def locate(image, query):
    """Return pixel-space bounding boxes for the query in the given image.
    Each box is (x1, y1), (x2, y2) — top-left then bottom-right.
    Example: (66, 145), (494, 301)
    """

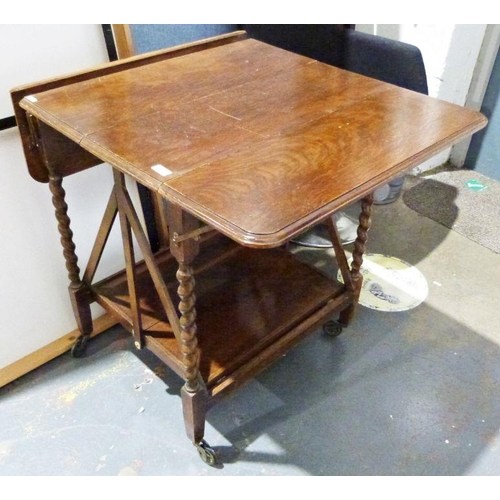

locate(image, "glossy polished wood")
(18, 37), (486, 247)
(13, 33), (488, 461)
(11, 31), (247, 183)
(92, 235), (344, 389)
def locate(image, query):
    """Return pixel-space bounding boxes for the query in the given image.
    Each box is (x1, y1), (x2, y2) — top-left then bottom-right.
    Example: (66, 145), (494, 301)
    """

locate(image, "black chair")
(243, 25), (428, 99)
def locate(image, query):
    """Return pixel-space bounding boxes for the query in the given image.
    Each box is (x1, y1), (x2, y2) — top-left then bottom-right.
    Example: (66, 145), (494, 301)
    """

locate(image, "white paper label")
(151, 164), (173, 176)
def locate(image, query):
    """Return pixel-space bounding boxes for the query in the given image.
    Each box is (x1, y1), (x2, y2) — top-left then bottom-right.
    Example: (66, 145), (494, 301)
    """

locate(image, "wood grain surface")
(19, 37), (487, 246)
(93, 234), (342, 386)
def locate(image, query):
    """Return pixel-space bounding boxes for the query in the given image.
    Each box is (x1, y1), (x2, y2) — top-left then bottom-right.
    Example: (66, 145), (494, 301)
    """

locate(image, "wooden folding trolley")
(11, 32), (486, 465)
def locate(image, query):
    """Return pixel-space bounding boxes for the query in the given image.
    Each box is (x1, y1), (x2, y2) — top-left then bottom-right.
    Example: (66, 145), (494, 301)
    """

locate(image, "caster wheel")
(323, 320), (343, 337)
(195, 439), (217, 466)
(71, 335), (89, 358)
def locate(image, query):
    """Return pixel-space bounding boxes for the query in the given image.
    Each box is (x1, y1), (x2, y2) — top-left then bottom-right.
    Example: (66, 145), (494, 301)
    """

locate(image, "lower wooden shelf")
(92, 236), (347, 398)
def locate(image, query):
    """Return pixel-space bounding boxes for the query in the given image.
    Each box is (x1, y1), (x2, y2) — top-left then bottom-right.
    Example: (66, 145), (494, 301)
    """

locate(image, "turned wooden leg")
(176, 263), (209, 438)
(177, 261), (215, 465)
(48, 168), (92, 357)
(169, 206), (215, 465)
(339, 193), (374, 326)
(177, 263), (200, 393)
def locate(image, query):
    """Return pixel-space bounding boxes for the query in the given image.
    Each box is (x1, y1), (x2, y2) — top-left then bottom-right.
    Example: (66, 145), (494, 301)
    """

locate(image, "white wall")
(1, 25), (110, 119)
(0, 25), (132, 370)
(356, 24), (487, 171)
(450, 24), (500, 167)
(0, 128), (128, 368)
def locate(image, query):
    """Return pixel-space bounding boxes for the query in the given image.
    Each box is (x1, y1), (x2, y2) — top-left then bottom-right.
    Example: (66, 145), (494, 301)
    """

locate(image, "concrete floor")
(2, 183), (500, 476)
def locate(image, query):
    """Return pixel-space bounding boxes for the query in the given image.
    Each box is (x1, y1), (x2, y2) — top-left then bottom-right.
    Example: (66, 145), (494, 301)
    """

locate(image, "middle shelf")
(92, 235), (346, 392)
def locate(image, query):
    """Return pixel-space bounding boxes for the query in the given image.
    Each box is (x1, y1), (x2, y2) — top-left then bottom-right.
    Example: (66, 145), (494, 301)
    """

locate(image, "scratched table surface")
(20, 38), (486, 246)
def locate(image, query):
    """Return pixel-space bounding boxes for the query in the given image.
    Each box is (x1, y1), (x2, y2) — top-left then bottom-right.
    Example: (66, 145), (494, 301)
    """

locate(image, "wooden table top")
(20, 37), (487, 247)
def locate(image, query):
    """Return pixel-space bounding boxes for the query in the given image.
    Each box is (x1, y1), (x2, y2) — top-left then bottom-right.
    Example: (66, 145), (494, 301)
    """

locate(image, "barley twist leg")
(339, 193), (374, 326)
(176, 263), (201, 393)
(48, 171), (92, 357)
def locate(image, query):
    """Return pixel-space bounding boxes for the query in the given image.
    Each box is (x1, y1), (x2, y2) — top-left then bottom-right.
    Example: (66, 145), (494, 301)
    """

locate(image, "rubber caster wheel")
(323, 320), (343, 337)
(195, 439), (217, 466)
(71, 335), (89, 358)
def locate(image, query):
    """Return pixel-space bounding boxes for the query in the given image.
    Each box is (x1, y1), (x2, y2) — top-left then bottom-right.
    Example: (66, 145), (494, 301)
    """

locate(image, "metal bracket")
(172, 225), (214, 245)
(26, 113), (42, 151)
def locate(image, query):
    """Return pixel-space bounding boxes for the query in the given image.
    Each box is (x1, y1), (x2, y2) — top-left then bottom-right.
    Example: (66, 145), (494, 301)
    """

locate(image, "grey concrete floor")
(2, 184), (500, 476)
